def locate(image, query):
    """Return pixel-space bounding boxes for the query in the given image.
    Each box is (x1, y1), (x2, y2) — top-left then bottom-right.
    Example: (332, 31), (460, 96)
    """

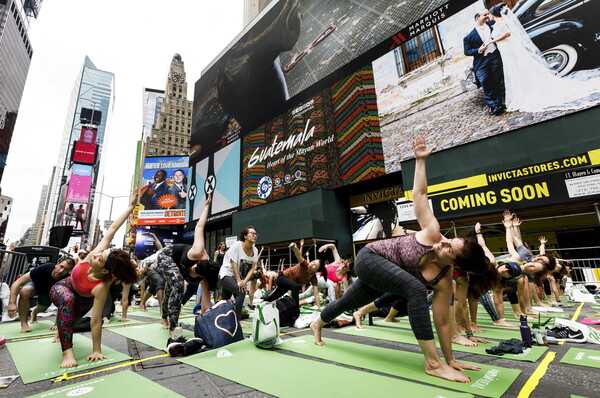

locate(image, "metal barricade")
(0, 249), (29, 318)
(569, 258), (600, 284)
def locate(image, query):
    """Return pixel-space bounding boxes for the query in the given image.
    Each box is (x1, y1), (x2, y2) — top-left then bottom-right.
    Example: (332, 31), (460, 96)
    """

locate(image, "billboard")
(189, 0), (600, 223)
(62, 202), (89, 233)
(72, 163), (93, 177)
(134, 227), (180, 257)
(79, 127), (98, 144)
(190, 0), (472, 163)
(66, 174), (92, 202)
(138, 156), (189, 225)
(372, 0), (600, 173)
(242, 66), (384, 208)
(72, 141), (97, 165)
(405, 149), (600, 219)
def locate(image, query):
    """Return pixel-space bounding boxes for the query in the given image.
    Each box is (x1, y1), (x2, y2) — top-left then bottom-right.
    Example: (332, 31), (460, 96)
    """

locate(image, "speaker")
(49, 226), (74, 248)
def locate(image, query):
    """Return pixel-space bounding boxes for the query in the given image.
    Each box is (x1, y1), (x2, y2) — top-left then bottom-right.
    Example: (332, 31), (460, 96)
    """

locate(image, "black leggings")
(220, 276), (245, 319)
(264, 274), (300, 304)
(321, 248), (433, 340)
(505, 280), (519, 305)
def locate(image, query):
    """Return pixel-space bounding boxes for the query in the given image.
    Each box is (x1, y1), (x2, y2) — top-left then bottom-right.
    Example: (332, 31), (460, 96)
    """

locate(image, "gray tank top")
(366, 234), (450, 287)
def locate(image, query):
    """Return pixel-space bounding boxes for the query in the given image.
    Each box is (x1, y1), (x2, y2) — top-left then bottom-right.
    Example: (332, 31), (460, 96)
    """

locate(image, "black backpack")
(274, 296), (300, 327)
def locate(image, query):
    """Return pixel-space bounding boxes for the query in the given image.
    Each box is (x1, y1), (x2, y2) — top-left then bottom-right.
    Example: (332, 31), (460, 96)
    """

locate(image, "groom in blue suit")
(464, 9), (505, 115)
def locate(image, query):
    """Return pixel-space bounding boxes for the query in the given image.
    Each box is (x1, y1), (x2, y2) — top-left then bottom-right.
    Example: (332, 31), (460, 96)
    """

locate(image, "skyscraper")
(143, 54), (192, 158)
(0, 0), (38, 186)
(42, 57), (115, 247)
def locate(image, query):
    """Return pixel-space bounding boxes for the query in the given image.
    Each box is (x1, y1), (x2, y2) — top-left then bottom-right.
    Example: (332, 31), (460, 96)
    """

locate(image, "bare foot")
(493, 319), (518, 327)
(384, 317), (400, 323)
(52, 332), (60, 343)
(60, 349), (78, 368)
(161, 319), (169, 330)
(425, 361), (471, 383)
(470, 324), (485, 333)
(50, 324), (58, 331)
(140, 306), (147, 312)
(102, 317), (110, 325)
(20, 324), (31, 333)
(452, 334), (477, 347)
(310, 318), (326, 346)
(30, 311), (38, 323)
(353, 312), (365, 329)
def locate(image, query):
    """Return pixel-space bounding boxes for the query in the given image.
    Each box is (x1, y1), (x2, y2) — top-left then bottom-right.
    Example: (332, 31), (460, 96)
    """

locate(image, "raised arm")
(510, 216), (524, 248)
(91, 194), (138, 255)
(538, 236), (547, 256)
(289, 241), (303, 263)
(411, 136), (440, 244)
(188, 194), (212, 261)
(502, 211), (520, 261)
(318, 243), (342, 263)
(475, 223), (495, 264)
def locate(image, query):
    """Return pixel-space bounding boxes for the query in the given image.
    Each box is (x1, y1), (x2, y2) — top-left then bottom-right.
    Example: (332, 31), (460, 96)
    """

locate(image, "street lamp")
(97, 192), (130, 228)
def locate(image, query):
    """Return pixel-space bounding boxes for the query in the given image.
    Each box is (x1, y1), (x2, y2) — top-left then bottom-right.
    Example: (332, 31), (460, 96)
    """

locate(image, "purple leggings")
(50, 278), (94, 351)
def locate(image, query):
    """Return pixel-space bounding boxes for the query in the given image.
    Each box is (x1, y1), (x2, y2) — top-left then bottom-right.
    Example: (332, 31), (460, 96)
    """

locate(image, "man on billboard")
(463, 9), (506, 116)
(140, 169), (170, 210)
(167, 169), (187, 209)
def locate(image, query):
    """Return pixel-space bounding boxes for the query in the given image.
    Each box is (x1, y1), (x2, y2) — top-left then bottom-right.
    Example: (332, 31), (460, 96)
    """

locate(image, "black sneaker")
(167, 342), (186, 356)
(546, 326), (585, 343)
(167, 336), (187, 346)
(183, 338), (205, 355)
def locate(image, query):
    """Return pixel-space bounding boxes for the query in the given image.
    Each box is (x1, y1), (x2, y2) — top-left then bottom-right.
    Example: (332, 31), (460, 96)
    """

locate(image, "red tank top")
(71, 262), (112, 296)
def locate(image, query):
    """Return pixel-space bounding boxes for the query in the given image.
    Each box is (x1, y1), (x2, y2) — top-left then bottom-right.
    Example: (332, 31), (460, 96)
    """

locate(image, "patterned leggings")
(156, 248), (185, 331)
(321, 248), (433, 340)
(50, 278), (94, 351)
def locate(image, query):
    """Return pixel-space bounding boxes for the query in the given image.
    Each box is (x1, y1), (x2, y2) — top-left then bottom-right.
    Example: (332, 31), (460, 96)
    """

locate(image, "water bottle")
(173, 325), (183, 340)
(519, 315), (533, 346)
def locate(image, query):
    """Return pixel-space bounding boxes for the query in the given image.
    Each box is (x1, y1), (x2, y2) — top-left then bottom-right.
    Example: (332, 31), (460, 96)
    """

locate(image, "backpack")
(251, 302), (282, 348)
(274, 296), (300, 327)
(194, 300), (243, 349)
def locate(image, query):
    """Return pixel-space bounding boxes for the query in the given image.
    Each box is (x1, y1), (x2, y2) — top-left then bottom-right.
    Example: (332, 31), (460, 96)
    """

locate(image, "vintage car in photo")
(514, 0), (600, 75)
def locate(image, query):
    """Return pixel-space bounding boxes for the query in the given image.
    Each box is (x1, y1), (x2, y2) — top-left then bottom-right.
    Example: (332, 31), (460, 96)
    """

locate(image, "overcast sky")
(2, 0), (244, 246)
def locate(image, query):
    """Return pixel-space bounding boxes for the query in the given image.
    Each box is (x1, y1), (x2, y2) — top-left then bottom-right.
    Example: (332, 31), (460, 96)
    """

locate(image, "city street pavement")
(1, 301), (599, 398)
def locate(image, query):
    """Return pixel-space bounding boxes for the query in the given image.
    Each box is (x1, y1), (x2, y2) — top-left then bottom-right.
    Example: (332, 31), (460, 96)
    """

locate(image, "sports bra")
(71, 262), (112, 297)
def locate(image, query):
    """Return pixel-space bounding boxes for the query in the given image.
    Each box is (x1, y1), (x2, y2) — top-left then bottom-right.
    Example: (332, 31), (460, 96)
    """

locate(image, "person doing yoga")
(49, 195), (139, 368)
(311, 136), (488, 383)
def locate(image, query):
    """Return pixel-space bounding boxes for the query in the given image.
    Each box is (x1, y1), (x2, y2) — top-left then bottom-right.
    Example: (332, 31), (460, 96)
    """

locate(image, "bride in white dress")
(486, 3), (600, 113)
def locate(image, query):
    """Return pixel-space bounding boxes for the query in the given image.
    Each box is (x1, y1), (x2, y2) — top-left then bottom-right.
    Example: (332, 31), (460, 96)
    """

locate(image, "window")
(400, 27), (442, 73)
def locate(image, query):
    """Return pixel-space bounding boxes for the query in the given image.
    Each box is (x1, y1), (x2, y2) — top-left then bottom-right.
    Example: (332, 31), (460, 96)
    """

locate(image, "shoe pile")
(167, 337), (205, 357)
(546, 326), (586, 343)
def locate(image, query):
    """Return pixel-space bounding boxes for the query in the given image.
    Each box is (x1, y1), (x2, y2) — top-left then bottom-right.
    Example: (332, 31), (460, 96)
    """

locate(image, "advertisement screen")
(241, 66), (384, 208)
(72, 141), (98, 165)
(134, 228), (180, 257)
(62, 202), (89, 233)
(72, 163), (93, 177)
(404, 149), (600, 219)
(138, 156), (189, 225)
(188, 140), (241, 222)
(190, 0), (471, 162)
(373, 0), (600, 173)
(66, 174), (92, 202)
(79, 127), (97, 144)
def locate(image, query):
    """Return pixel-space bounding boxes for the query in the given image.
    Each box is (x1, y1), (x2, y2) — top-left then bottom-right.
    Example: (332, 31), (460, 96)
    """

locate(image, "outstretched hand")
(288, 242), (297, 249)
(413, 136), (433, 159)
(205, 193), (212, 206)
(538, 236), (547, 245)
(474, 222), (482, 234)
(501, 210), (513, 228)
(130, 193), (139, 207)
(511, 217), (521, 227)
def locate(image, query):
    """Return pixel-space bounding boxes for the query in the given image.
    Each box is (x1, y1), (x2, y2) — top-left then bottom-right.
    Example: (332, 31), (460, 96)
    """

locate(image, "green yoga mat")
(333, 325), (547, 362)
(0, 320), (55, 339)
(560, 347), (600, 369)
(178, 339), (473, 398)
(102, 319), (141, 328)
(6, 334), (131, 384)
(277, 337), (519, 398)
(107, 322), (194, 350)
(129, 309), (195, 321)
(25, 370), (183, 398)
(372, 319), (522, 341)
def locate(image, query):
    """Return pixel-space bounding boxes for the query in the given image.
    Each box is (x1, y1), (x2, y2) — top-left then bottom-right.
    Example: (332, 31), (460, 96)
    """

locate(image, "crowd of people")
(6, 138), (575, 382)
